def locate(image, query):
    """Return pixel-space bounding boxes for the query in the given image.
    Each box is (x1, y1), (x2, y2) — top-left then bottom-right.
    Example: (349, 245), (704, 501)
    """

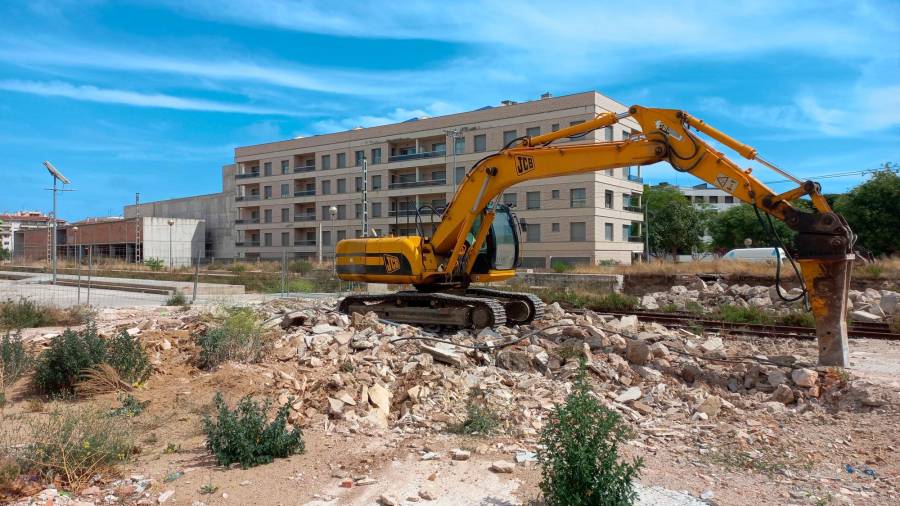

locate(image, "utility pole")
(643, 195), (651, 262)
(167, 219), (175, 269)
(42, 161), (72, 284)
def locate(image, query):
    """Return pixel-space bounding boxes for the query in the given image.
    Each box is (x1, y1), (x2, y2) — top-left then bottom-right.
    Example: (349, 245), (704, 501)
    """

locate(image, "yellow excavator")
(336, 106), (855, 366)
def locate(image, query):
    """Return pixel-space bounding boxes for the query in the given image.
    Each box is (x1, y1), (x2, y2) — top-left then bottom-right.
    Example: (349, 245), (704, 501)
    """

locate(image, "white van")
(722, 247), (787, 262)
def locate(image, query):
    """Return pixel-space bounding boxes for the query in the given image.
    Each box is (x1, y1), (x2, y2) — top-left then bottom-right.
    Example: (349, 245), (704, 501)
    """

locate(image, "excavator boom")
(337, 105), (855, 366)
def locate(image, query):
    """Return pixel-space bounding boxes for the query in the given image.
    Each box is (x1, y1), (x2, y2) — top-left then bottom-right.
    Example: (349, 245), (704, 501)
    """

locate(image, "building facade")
(0, 211), (59, 256)
(232, 91), (646, 266)
(676, 183), (741, 213)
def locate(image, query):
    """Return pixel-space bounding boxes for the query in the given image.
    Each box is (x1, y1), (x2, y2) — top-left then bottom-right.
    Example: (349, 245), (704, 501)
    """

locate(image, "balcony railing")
(235, 195), (260, 202)
(235, 218), (260, 224)
(388, 209), (419, 217)
(628, 235), (644, 243)
(235, 241), (261, 247)
(628, 174), (643, 183)
(293, 214), (317, 222)
(388, 149), (447, 163)
(294, 165), (316, 173)
(235, 172), (259, 180)
(570, 199), (587, 208)
(624, 205), (643, 213)
(293, 189), (316, 197)
(388, 178), (447, 190)
(294, 239), (316, 246)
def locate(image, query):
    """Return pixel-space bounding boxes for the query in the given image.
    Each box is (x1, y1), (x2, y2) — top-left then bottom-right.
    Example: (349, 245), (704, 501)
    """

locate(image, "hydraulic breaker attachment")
(798, 256), (853, 367)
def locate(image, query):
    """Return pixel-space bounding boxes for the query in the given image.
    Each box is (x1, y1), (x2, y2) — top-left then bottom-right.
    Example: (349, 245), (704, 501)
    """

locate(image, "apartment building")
(232, 91), (646, 267)
(673, 183), (741, 213)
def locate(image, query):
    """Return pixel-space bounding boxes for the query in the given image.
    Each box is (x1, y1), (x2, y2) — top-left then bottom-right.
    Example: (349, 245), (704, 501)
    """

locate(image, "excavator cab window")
(470, 204), (520, 273)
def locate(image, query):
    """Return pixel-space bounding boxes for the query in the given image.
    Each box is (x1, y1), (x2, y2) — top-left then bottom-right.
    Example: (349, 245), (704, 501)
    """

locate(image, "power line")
(762, 165), (898, 185)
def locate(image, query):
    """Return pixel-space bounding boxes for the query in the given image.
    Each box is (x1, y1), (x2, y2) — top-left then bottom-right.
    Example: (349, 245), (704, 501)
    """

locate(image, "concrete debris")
(490, 461), (515, 473)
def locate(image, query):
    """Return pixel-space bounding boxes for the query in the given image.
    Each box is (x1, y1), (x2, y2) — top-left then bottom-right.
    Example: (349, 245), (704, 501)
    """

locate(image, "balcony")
(388, 209), (419, 217)
(294, 189), (316, 197)
(294, 239), (317, 246)
(236, 240), (261, 247)
(388, 149), (446, 163)
(294, 165), (315, 173)
(628, 235), (644, 243)
(235, 171), (260, 180)
(235, 195), (261, 202)
(235, 218), (260, 224)
(388, 178), (447, 190)
(293, 214), (317, 222)
(628, 174), (643, 183)
(624, 205), (643, 213)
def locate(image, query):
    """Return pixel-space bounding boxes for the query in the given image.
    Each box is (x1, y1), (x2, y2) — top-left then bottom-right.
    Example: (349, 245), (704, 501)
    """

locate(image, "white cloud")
(308, 102), (461, 134)
(0, 79), (306, 116)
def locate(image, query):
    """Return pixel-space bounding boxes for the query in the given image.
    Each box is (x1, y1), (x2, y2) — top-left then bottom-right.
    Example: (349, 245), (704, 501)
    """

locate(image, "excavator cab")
(469, 204), (521, 274)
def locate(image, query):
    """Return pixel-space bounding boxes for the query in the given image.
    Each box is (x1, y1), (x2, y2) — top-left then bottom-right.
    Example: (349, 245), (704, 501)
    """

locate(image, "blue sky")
(0, 0), (897, 220)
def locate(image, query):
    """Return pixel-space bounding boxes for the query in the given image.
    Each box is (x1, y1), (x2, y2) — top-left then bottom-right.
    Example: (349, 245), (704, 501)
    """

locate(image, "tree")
(708, 204), (796, 251)
(834, 167), (900, 257)
(645, 185), (710, 257)
(0, 247), (10, 261)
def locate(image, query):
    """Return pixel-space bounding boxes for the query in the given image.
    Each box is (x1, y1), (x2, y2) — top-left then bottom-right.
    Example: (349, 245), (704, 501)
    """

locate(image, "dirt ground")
(2, 304), (898, 505)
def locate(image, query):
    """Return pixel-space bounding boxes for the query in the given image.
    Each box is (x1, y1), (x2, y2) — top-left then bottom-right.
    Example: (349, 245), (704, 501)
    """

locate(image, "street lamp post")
(72, 226), (80, 305)
(329, 206), (337, 276)
(167, 219), (175, 270)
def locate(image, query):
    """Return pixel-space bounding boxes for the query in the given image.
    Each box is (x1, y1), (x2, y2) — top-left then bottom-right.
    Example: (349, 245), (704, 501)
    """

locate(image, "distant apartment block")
(232, 91), (646, 266)
(0, 211), (61, 257)
(668, 183), (741, 212)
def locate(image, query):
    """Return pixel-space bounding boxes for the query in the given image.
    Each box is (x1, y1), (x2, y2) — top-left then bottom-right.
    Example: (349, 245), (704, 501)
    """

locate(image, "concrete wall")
(140, 217), (205, 267)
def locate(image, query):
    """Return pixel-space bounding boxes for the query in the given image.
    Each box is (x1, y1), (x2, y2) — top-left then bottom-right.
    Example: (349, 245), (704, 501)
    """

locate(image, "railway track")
(565, 307), (900, 341)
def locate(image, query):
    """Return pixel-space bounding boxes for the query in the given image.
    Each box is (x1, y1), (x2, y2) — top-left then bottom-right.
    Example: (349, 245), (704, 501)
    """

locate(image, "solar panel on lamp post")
(42, 161), (72, 284)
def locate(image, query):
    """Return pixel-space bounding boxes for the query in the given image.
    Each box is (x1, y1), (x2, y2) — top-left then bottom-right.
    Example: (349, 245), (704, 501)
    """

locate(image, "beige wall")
(232, 91), (644, 266)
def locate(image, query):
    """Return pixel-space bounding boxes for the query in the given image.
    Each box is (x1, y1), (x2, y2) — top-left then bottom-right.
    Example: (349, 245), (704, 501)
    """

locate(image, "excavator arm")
(338, 105), (855, 366)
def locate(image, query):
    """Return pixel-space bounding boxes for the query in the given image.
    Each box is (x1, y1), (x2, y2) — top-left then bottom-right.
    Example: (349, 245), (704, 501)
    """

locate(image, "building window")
(355, 229), (363, 238)
(432, 142), (446, 153)
(622, 224), (631, 241)
(337, 178), (347, 194)
(623, 193), (632, 209)
(337, 153), (346, 168)
(321, 180), (331, 195)
(454, 137), (464, 155)
(455, 166), (465, 184)
(336, 230), (346, 241)
(622, 129), (631, 140)
(526, 191), (541, 209)
(431, 170), (446, 183)
(552, 189), (560, 200)
(372, 202), (382, 218)
(263, 162), (272, 176)
(281, 160), (289, 174)
(337, 205), (346, 220)
(322, 230), (331, 246)
(280, 183), (289, 197)
(321, 154), (331, 170)
(355, 203), (362, 218)
(694, 195), (705, 204)
(570, 188), (586, 208)
(354, 150), (364, 166)
(502, 193), (517, 207)
(264, 209), (272, 223)
(604, 190), (614, 209)
(264, 186), (272, 199)
(281, 232), (290, 246)
(474, 134), (486, 152)
(724, 196), (734, 203)
(503, 130), (517, 145)
(355, 177), (363, 192)
(371, 148), (382, 164)
(321, 205), (331, 220)
(281, 208), (289, 222)
(552, 222), (560, 232)
(570, 222), (586, 242)
(605, 223), (614, 241)
(604, 126), (613, 142)
(709, 195), (719, 204)
(551, 123), (559, 132)
(371, 175), (382, 190)
(526, 223), (541, 242)
(264, 233), (272, 246)
(526, 126), (541, 137)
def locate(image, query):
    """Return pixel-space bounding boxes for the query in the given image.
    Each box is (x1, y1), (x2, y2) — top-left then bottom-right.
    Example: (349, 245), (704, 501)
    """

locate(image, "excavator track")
(339, 291), (506, 328)
(464, 288), (545, 325)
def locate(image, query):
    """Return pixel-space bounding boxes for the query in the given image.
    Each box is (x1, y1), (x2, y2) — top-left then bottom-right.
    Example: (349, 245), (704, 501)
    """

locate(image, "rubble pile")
(639, 277), (899, 322)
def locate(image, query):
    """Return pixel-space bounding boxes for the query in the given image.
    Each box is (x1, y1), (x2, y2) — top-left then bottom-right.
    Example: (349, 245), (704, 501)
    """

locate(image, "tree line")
(644, 165), (899, 258)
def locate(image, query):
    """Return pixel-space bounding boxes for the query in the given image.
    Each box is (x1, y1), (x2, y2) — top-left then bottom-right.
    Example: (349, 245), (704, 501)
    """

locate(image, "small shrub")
(202, 392), (304, 469)
(288, 260), (312, 275)
(777, 311), (816, 328)
(0, 298), (48, 329)
(2, 332), (31, 389)
(538, 361), (642, 506)
(861, 263), (884, 279)
(196, 308), (270, 369)
(199, 483), (219, 495)
(590, 292), (640, 312)
(107, 394), (149, 417)
(165, 291), (188, 306)
(18, 406), (134, 491)
(33, 326), (150, 396)
(551, 260), (575, 273)
(684, 300), (704, 314)
(714, 304), (773, 325)
(450, 388), (500, 436)
(75, 364), (127, 397)
(660, 302), (678, 313)
(228, 263), (247, 274)
(144, 258), (164, 272)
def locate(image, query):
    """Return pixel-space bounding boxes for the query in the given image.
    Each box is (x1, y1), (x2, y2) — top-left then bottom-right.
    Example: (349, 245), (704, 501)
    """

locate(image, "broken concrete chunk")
(697, 395), (723, 418)
(625, 339), (650, 366)
(490, 461), (515, 473)
(421, 344), (464, 368)
(700, 337), (723, 353)
(791, 368), (818, 388)
(769, 384), (795, 404)
(850, 310), (882, 323)
(615, 386), (641, 403)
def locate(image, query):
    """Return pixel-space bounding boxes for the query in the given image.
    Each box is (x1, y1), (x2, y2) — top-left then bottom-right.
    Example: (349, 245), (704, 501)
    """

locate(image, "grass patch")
(0, 298), (91, 331)
(534, 288), (639, 312)
(196, 308), (271, 369)
(144, 258), (164, 272)
(713, 304), (773, 325)
(705, 442), (813, 477)
(202, 392), (304, 469)
(449, 389), (500, 436)
(551, 260), (575, 273)
(165, 291), (188, 306)
(776, 311), (816, 328)
(33, 325), (151, 396)
(538, 360), (642, 505)
(107, 394), (149, 418)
